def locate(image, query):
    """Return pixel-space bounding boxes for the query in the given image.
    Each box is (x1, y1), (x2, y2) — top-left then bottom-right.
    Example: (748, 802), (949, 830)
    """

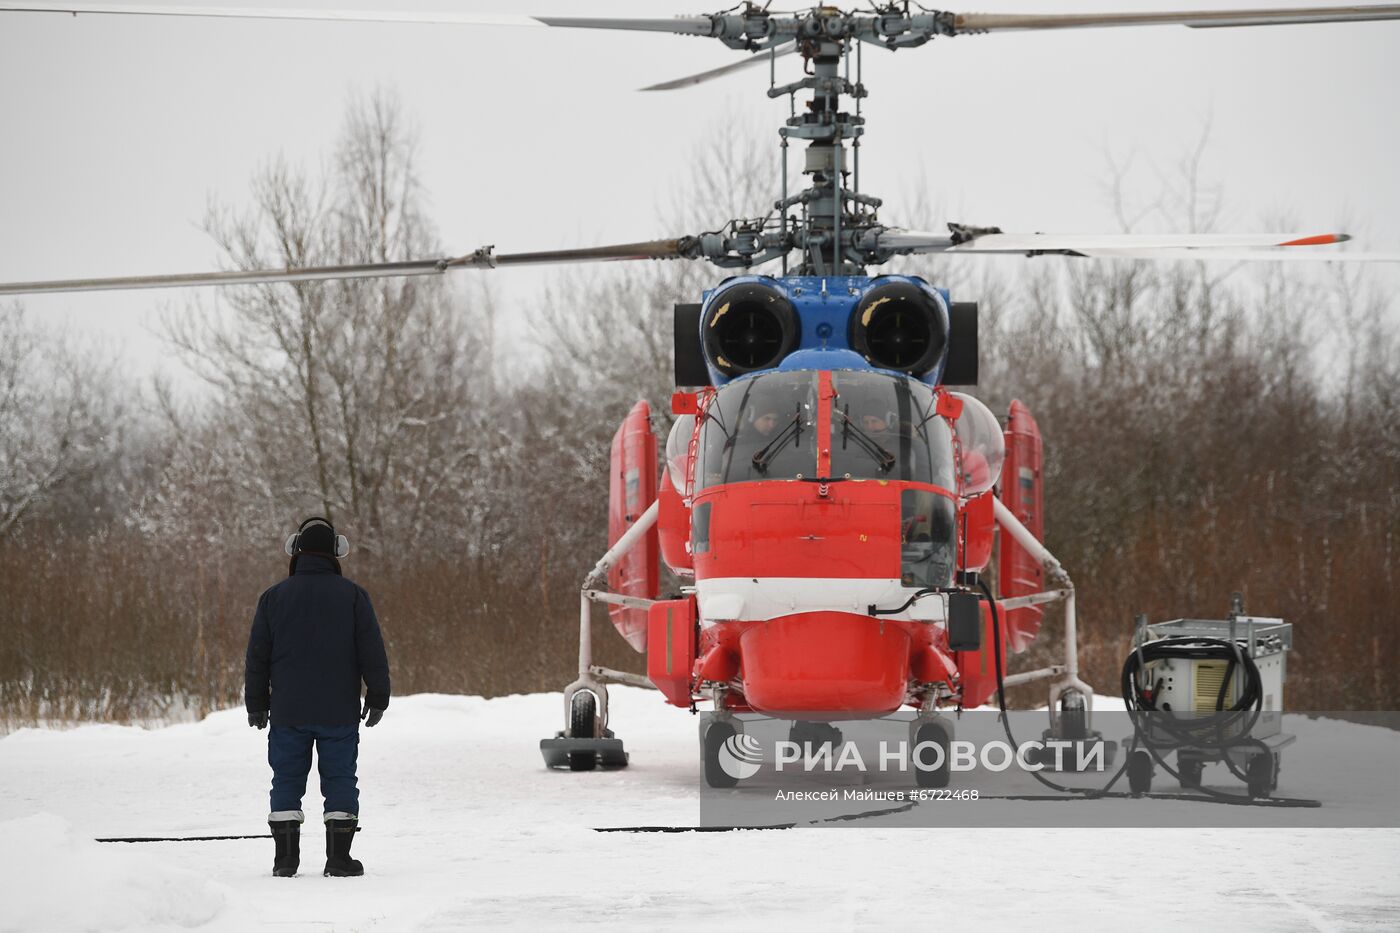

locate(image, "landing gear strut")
(541, 500), (661, 771)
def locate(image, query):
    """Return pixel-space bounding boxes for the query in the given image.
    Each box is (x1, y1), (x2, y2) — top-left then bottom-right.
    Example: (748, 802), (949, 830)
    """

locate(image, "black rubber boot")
(323, 819), (364, 877)
(269, 819), (300, 877)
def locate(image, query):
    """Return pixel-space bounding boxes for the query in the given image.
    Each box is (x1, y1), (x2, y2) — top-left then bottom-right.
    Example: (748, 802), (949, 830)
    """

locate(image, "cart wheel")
(1127, 750), (1154, 795)
(912, 721), (951, 789)
(1177, 758), (1204, 789)
(1246, 752), (1278, 799)
(703, 719), (740, 789)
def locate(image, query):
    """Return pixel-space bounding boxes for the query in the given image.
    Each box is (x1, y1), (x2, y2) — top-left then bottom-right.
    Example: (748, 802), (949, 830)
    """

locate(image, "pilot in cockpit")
(751, 409), (781, 438)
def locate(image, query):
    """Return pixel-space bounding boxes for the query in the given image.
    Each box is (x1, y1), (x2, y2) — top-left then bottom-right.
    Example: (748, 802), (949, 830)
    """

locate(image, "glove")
(248, 710), (268, 729)
(361, 700), (385, 728)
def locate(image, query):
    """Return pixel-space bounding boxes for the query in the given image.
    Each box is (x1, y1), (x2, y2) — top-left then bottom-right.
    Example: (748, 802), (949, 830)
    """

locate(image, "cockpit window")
(697, 372), (818, 488)
(830, 372), (955, 488)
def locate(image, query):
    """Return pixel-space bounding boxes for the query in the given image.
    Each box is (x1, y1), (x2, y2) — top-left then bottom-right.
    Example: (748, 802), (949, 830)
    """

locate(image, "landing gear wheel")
(788, 721), (842, 749)
(1127, 749), (1154, 795)
(912, 721), (951, 789)
(1058, 691), (1088, 741)
(703, 719), (740, 789)
(567, 691), (598, 772)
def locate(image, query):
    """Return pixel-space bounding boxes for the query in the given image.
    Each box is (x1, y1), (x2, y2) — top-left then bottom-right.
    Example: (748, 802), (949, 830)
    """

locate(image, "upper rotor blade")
(950, 5), (1400, 34)
(0, 3), (715, 35)
(642, 42), (798, 92)
(0, 240), (687, 296)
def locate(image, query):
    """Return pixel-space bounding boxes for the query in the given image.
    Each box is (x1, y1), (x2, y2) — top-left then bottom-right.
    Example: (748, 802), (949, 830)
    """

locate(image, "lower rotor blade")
(0, 259), (453, 296)
(881, 229), (1346, 253)
(479, 240), (686, 266)
(950, 5), (1400, 34)
(946, 232), (1358, 252)
(1050, 248), (1400, 262)
(881, 229), (1399, 262)
(0, 239), (690, 296)
(642, 42), (798, 92)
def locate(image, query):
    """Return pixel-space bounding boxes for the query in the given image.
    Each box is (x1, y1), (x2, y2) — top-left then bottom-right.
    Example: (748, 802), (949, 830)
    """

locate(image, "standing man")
(245, 516), (391, 878)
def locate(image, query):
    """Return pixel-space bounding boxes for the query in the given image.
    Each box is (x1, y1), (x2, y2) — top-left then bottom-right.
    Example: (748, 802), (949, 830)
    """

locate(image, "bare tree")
(152, 89), (495, 559)
(0, 304), (121, 537)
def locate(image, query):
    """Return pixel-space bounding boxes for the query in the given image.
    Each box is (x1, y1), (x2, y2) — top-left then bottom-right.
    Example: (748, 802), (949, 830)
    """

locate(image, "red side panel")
(608, 400), (659, 652)
(997, 399), (1044, 653)
(955, 603), (1008, 709)
(657, 470), (692, 575)
(961, 491), (995, 573)
(646, 598), (697, 707)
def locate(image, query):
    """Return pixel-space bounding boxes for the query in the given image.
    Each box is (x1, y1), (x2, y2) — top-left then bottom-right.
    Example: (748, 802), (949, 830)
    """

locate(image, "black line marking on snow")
(96, 827), (364, 843)
(594, 824), (794, 833)
(596, 799), (919, 832)
(819, 800), (919, 822)
(96, 834), (272, 843)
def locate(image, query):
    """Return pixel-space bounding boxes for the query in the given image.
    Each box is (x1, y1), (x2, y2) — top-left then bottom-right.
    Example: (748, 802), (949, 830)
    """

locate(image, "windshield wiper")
(751, 404), (804, 473)
(836, 404), (896, 473)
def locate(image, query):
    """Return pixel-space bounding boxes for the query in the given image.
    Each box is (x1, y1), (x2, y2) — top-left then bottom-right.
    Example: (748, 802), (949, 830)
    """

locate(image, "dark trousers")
(268, 723), (360, 815)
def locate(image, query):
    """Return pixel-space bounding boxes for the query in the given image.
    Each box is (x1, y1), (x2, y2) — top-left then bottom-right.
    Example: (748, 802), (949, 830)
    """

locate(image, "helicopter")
(2, 2), (1399, 785)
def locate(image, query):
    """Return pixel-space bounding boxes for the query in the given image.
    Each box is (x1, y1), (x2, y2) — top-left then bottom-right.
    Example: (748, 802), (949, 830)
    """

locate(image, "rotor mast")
(778, 37), (874, 275)
(677, 7), (931, 275)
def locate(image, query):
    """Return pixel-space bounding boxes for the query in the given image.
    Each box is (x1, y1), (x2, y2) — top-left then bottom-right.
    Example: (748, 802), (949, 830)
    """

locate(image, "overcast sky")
(2, 0), (1397, 387)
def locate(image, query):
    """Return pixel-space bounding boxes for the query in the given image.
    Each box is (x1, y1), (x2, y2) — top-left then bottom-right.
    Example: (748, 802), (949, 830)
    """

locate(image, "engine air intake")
(702, 281), (800, 377)
(849, 279), (948, 376)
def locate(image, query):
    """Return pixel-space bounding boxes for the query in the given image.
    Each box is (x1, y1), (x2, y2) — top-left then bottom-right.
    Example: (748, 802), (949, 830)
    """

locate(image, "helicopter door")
(608, 400), (660, 652)
(997, 399), (1044, 653)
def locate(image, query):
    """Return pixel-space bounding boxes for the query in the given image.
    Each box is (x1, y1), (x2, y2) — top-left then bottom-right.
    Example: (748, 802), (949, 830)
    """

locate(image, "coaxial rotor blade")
(879, 229), (1400, 261)
(1044, 248), (1400, 262)
(948, 5), (1400, 34)
(0, 259), (456, 296)
(882, 230), (1368, 252)
(950, 232), (1360, 252)
(0, 240), (687, 296)
(0, 3), (716, 35)
(482, 240), (686, 266)
(642, 41), (798, 92)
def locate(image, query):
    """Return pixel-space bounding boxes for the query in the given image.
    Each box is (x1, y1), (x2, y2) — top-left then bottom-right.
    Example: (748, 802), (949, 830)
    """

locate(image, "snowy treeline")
(1, 92), (1395, 722)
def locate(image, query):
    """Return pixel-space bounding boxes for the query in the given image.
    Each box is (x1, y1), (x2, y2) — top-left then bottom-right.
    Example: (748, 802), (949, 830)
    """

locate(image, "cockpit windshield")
(831, 372), (955, 489)
(697, 371), (818, 488)
(695, 370), (956, 491)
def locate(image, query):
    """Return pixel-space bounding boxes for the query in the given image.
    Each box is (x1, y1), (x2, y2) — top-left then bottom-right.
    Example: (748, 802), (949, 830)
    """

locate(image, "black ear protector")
(283, 516), (350, 559)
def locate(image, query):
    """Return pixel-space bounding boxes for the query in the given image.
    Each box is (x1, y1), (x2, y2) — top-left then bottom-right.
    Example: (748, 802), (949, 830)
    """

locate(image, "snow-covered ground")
(1, 687), (1397, 932)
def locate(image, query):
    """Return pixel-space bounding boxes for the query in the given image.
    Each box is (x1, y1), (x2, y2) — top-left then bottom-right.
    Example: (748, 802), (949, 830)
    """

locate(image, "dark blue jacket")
(244, 554), (391, 727)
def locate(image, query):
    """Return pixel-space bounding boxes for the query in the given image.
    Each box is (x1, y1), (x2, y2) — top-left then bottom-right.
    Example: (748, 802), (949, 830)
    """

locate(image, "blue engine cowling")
(696, 274), (952, 386)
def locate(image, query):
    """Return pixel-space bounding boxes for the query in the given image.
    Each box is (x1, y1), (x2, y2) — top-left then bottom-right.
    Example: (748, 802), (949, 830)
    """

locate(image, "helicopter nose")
(738, 611), (911, 714)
